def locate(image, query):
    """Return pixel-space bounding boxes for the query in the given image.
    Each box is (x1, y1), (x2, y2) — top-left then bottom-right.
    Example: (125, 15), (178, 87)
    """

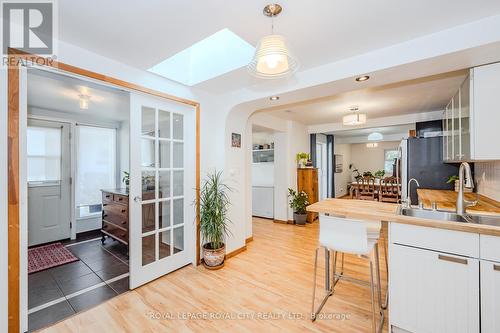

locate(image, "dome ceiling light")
(343, 106), (367, 126)
(356, 75), (370, 82)
(368, 132), (383, 141)
(248, 4), (299, 79)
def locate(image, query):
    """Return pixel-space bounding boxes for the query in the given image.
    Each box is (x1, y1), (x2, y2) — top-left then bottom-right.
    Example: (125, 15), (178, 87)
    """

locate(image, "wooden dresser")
(101, 189), (129, 247)
(297, 168), (319, 223)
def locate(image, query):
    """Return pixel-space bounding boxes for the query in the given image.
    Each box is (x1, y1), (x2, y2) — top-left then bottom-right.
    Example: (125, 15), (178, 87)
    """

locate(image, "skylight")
(148, 28), (255, 86)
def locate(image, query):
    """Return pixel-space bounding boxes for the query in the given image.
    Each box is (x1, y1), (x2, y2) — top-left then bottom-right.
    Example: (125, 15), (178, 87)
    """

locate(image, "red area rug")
(28, 242), (78, 274)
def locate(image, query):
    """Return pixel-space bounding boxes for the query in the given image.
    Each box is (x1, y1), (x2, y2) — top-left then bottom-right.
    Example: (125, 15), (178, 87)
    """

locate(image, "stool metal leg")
(382, 235), (389, 310)
(311, 247), (320, 319)
(369, 259), (377, 333)
(374, 243), (383, 311)
(312, 248), (334, 322)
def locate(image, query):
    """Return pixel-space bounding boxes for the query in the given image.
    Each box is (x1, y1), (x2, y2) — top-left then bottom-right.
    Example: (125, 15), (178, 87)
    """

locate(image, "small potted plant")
(296, 152), (310, 168)
(198, 171), (232, 269)
(122, 171), (130, 192)
(288, 188), (309, 225)
(374, 170), (386, 179)
(350, 164), (362, 181)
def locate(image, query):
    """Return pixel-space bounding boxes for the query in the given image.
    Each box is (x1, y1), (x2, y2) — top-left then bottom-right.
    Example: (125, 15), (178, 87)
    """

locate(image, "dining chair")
(379, 176), (400, 203)
(357, 176), (377, 201)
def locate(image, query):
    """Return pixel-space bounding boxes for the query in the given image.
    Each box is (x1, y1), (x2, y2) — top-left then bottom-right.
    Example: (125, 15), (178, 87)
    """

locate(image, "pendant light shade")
(343, 113), (367, 126)
(248, 34), (299, 79)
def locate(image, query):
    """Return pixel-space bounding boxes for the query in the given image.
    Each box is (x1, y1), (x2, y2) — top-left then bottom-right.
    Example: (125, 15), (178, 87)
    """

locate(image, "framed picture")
(231, 133), (241, 148)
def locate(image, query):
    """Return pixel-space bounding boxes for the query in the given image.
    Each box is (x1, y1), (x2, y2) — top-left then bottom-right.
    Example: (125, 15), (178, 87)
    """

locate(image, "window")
(76, 126), (116, 218)
(384, 149), (399, 175)
(27, 126), (62, 182)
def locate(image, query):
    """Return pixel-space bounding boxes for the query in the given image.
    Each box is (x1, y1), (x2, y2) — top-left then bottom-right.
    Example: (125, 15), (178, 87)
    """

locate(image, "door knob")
(134, 196), (142, 203)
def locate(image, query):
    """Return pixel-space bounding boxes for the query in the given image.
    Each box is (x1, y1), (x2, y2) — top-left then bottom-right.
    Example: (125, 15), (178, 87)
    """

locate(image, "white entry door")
(27, 119), (71, 246)
(129, 92), (196, 288)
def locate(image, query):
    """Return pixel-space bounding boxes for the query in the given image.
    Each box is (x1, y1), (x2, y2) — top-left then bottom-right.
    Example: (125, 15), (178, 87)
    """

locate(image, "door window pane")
(141, 138), (155, 168)
(142, 107), (155, 137)
(159, 140), (170, 168)
(158, 110), (170, 139)
(27, 126), (62, 182)
(142, 234), (156, 266)
(173, 142), (183, 168)
(158, 170), (171, 199)
(76, 126), (116, 216)
(142, 202), (155, 233)
(173, 198), (184, 225)
(172, 113), (183, 140)
(159, 200), (170, 229)
(142, 171), (156, 197)
(173, 227), (184, 254)
(173, 171), (183, 196)
(159, 229), (171, 259)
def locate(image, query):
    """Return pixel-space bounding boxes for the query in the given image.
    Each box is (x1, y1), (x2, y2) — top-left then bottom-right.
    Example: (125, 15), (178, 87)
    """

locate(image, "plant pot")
(294, 212), (307, 225)
(202, 243), (225, 269)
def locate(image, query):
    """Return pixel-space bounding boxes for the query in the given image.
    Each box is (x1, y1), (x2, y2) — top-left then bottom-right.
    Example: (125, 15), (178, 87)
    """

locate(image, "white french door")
(129, 93), (195, 289)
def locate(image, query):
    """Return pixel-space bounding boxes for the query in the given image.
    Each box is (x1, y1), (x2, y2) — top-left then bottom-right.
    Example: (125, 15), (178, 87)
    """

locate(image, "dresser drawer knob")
(121, 209), (126, 213)
(121, 221), (127, 225)
(105, 195), (111, 198)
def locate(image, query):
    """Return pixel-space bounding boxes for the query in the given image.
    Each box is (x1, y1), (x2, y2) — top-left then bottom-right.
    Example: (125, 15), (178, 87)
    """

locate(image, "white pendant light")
(343, 106), (367, 126)
(368, 132), (383, 141)
(248, 4), (299, 79)
(79, 94), (90, 110)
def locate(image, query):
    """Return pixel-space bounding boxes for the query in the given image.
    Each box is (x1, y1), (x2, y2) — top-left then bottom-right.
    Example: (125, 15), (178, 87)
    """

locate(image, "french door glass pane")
(142, 107), (155, 137)
(142, 202), (155, 233)
(142, 171), (155, 197)
(141, 138), (155, 168)
(173, 227), (184, 254)
(173, 198), (183, 225)
(173, 114), (183, 140)
(173, 142), (183, 168)
(159, 110), (171, 139)
(159, 140), (170, 168)
(159, 229), (172, 259)
(173, 170), (183, 196)
(158, 170), (171, 199)
(27, 126), (62, 182)
(159, 200), (170, 229)
(142, 234), (156, 266)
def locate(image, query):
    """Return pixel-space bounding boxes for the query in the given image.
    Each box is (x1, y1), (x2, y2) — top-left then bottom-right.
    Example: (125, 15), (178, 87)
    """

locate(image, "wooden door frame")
(6, 48), (201, 333)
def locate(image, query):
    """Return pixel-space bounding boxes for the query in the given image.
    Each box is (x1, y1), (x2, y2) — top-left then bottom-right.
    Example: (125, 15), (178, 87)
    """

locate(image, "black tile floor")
(28, 236), (129, 332)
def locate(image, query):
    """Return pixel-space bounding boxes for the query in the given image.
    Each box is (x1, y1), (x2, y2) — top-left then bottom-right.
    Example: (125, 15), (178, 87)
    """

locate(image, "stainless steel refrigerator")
(397, 136), (459, 205)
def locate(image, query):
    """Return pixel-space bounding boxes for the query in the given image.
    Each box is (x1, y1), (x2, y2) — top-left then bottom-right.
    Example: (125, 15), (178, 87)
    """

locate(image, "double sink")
(398, 206), (500, 227)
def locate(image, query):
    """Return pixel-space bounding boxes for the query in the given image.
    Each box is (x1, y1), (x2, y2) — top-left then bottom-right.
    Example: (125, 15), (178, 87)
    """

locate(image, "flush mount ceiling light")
(270, 95), (280, 101)
(343, 106), (367, 126)
(366, 142), (378, 148)
(247, 4), (299, 79)
(79, 94), (90, 110)
(368, 132), (383, 141)
(356, 75), (370, 82)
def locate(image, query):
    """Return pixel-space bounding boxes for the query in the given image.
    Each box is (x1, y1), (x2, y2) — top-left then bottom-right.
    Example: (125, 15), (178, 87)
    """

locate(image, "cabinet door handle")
(438, 254), (467, 265)
(494, 264), (500, 272)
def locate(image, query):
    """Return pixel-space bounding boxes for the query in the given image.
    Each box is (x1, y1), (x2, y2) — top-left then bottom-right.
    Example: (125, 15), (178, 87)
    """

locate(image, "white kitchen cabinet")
(390, 243), (479, 333)
(252, 186), (274, 218)
(443, 62), (500, 161)
(480, 260), (500, 333)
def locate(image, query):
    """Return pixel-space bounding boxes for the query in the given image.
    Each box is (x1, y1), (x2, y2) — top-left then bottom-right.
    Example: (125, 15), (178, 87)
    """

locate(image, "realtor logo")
(2, 0), (56, 55)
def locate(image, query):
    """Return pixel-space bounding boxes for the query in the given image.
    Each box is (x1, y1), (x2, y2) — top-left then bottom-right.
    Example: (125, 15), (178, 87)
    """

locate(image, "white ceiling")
(263, 70), (467, 125)
(58, 0), (500, 93)
(332, 124), (415, 138)
(28, 69), (130, 121)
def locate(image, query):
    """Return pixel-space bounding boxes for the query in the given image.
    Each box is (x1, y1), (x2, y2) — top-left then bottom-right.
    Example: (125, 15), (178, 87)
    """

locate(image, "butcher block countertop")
(307, 198), (500, 236)
(417, 189), (500, 216)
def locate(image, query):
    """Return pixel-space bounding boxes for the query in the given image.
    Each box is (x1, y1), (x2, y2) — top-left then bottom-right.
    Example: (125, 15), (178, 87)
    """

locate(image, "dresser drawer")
(102, 192), (113, 203)
(102, 221), (128, 244)
(103, 203), (128, 218)
(113, 194), (128, 205)
(103, 212), (128, 229)
(481, 235), (500, 262)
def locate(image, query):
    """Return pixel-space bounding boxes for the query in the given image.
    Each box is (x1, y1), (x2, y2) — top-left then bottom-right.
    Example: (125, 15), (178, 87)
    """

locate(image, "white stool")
(311, 214), (385, 333)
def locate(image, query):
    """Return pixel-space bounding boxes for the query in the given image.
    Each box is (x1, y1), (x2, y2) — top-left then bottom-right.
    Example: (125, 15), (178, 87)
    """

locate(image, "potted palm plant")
(199, 171), (232, 269)
(288, 188), (309, 225)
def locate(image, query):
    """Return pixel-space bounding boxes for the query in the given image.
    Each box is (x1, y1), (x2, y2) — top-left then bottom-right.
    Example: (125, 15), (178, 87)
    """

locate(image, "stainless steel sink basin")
(398, 207), (500, 226)
(398, 207), (470, 223)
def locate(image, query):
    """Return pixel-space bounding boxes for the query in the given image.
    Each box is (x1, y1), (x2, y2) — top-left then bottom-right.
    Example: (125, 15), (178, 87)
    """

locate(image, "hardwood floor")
(39, 218), (388, 333)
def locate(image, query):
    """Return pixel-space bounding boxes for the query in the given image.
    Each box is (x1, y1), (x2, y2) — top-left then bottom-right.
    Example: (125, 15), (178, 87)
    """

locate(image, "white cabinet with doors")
(443, 62), (500, 161)
(389, 223), (480, 333)
(480, 235), (500, 333)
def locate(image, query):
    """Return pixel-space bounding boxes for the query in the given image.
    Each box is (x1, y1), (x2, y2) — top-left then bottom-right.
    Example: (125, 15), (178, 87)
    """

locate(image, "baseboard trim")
(245, 236), (253, 244)
(225, 245), (247, 259)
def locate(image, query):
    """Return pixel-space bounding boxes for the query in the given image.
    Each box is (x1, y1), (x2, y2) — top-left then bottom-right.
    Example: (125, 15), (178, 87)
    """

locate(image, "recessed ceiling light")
(355, 75), (370, 82)
(270, 96), (280, 101)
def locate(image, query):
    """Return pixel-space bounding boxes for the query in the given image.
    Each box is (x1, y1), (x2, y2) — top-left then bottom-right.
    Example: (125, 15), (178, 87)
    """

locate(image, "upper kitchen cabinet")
(443, 62), (500, 162)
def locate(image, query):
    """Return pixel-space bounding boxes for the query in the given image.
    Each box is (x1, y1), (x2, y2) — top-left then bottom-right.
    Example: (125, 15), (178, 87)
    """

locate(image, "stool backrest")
(319, 215), (379, 255)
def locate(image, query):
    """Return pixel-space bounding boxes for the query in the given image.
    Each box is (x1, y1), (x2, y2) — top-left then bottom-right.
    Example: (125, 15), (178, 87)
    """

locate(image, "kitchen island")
(307, 198), (500, 333)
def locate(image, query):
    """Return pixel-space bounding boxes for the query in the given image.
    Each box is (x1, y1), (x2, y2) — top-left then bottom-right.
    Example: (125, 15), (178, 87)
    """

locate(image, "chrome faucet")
(456, 162), (474, 215)
(403, 178), (420, 208)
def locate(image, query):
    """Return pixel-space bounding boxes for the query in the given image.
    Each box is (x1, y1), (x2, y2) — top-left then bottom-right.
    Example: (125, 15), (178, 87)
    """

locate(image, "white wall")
(350, 141), (400, 176)
(251, 130), (274, 187)
(334, 143), (352, 197)
(475, 161), (500, 202)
